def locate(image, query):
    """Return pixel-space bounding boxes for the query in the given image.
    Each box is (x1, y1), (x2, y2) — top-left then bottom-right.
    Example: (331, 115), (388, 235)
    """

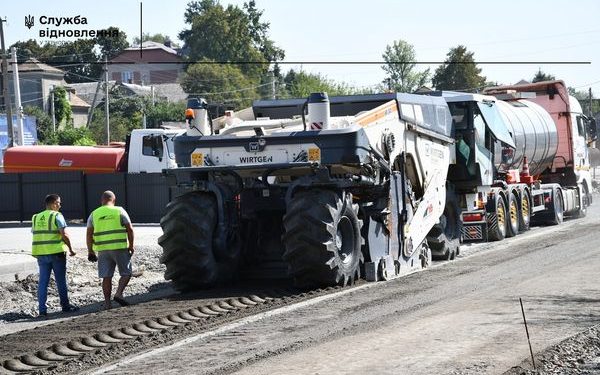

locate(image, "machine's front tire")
(282, 189), (364, 288)
(159, 192), (238, 291)
(427, 188), (461, 261)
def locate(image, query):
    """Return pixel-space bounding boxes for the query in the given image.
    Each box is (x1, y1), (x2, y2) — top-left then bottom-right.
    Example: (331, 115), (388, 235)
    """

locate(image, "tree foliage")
(180, 0), (283, 80)
(532, 69), (555, 83)
(283, 70), (358, 98)
(381, 40), (429, 93)
(52, 86), (72, 126)
(133, 33), (173, 45)
(181, 61), (257, 107)
(95, 27), (129, 60)
(432, 45), (486, 91)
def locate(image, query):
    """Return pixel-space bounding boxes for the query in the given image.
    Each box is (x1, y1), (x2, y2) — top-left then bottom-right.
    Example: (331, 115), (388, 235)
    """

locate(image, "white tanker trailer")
(434, 80), (596, 247)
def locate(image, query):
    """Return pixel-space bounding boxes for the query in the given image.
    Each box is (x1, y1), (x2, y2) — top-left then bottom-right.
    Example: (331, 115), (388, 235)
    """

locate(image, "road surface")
(95, 200), (600, 375)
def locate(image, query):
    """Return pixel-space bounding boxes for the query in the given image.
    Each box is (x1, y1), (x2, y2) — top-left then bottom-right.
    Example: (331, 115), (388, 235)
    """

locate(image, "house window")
(121, 71), (133, 83)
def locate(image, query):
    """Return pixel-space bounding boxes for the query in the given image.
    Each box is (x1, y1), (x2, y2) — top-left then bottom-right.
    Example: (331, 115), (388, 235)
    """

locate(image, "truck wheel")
(487, 195), (507, 241)
(574, 184), (588, 218)
(159, 192), (236, 291)
(506, 193), (520, 238)
(549, 189), (564, 225)
(282, 189), (364, 288)
(427, 188), (461, 261)
(519, 190), (532, 232)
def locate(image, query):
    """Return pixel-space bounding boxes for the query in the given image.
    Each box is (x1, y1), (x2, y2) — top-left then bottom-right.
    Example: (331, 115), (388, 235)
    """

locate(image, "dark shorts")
(97, 250), (132, 278)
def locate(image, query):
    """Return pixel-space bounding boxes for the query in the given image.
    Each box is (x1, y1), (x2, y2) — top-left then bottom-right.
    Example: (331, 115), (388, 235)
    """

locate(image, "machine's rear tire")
(487, 195), (507, 241)
(427, 188), (461, 261)
(282, 189), (364, 288)
(506, 193), (520, 238)
(159, 192), (238, 291)
(519, 190), (532, 232)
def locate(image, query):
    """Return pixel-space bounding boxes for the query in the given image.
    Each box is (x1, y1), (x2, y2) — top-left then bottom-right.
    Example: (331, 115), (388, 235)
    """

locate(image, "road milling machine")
(159, 93), (461, 290)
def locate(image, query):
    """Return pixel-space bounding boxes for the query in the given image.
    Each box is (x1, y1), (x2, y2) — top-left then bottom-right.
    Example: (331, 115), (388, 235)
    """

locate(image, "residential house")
(108, 41), (184, 85)
(1, 58), (91, 127)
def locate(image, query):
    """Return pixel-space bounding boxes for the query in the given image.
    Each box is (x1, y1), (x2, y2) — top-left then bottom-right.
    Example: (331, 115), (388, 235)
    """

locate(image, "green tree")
(181, 61), (258, 108)
(45, 127), (96, 146)
(283, 70), (356, 98)
(133, 33), (177, 46)
(52, 86), (72, 126)
(532, 69), (555, 83)
(95, 27), (129, 59)
(381, 40), (429, 93)
(432, 45), (486, 91)
(145, 100), (186, 128)
(180, 0), (283, 80)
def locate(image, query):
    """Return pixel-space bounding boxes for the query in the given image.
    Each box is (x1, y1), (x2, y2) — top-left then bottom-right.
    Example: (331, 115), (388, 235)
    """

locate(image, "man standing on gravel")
(32, 194), (79, 316)
(86, 191), (134, 310)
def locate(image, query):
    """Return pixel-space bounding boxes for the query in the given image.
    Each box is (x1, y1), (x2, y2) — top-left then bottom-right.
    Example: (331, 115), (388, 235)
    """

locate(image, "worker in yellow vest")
(86, 191), (134, 310)
(32, 194), (79, 317)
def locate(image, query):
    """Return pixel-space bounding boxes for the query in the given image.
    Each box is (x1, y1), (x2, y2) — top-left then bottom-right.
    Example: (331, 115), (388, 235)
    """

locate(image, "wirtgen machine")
(159, 93), (460, 290)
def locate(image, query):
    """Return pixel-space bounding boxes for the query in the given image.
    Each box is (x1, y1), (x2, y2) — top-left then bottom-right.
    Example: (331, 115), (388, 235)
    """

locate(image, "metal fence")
(0, 172), (171, 223)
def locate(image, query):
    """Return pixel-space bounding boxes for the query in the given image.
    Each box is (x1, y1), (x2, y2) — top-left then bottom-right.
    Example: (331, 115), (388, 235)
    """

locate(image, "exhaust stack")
(185, 98), (211, 136)
(308, 92), (330, 130)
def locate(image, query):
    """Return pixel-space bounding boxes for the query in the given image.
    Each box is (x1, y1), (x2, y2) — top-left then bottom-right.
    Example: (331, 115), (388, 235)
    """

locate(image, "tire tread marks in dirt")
(282, 189), (364, 288)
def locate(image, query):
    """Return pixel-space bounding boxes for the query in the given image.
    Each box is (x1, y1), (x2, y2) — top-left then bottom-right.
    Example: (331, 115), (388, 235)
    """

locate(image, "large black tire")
(427, 188), (461, 261)
(549, 188), (564, 225)
(487, 195), (507, 241)
(506, 193), (520, 238)
(519, 190), (532, 232)
(282, 189), (364, 288)
(158, 192), (238, 291)
(573, 184), (589, 219)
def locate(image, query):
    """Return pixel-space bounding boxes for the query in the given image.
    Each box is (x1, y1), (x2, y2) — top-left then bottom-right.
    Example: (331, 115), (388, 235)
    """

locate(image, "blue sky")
(3, 0), (600, 94)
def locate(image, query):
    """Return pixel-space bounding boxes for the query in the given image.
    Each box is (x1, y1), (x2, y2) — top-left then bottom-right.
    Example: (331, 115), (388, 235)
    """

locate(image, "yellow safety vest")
(92, 205), (128, 252)
(31, 210), (67, 256)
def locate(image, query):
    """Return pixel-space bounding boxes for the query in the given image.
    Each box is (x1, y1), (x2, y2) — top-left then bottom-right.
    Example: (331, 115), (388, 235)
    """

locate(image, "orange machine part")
(3, 146), (126, 174)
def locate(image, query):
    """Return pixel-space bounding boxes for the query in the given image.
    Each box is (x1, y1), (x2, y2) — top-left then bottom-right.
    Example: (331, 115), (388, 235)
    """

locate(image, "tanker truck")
(159, 93), (456, 290)
(2, 128), (183, 174)
(438, 80), (595, 245)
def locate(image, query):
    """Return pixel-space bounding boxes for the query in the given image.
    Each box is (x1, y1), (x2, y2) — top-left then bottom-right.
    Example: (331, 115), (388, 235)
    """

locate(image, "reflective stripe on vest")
(31, 210), (67, 256)
(92, 205), (128, 251)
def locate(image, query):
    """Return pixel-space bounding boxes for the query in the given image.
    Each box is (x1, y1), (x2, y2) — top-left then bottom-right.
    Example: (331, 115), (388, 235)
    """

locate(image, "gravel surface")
(0, 226), (171, 334)
(506, 325), (600, 374)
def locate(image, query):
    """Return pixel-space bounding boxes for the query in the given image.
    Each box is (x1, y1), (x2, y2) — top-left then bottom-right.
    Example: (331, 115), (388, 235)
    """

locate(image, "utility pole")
(50, 86), (56, 132)
(150, 85), (155, 105)
(11, 47), (24, 146)
(0, 17), (14, 147)
(104, 55), (110, 144)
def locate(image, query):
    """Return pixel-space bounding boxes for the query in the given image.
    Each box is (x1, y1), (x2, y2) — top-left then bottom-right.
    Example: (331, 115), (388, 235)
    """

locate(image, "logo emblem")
(248, 138), (266, 152)
(59, 159), (73, 167)
(25, 15), (34, 29)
